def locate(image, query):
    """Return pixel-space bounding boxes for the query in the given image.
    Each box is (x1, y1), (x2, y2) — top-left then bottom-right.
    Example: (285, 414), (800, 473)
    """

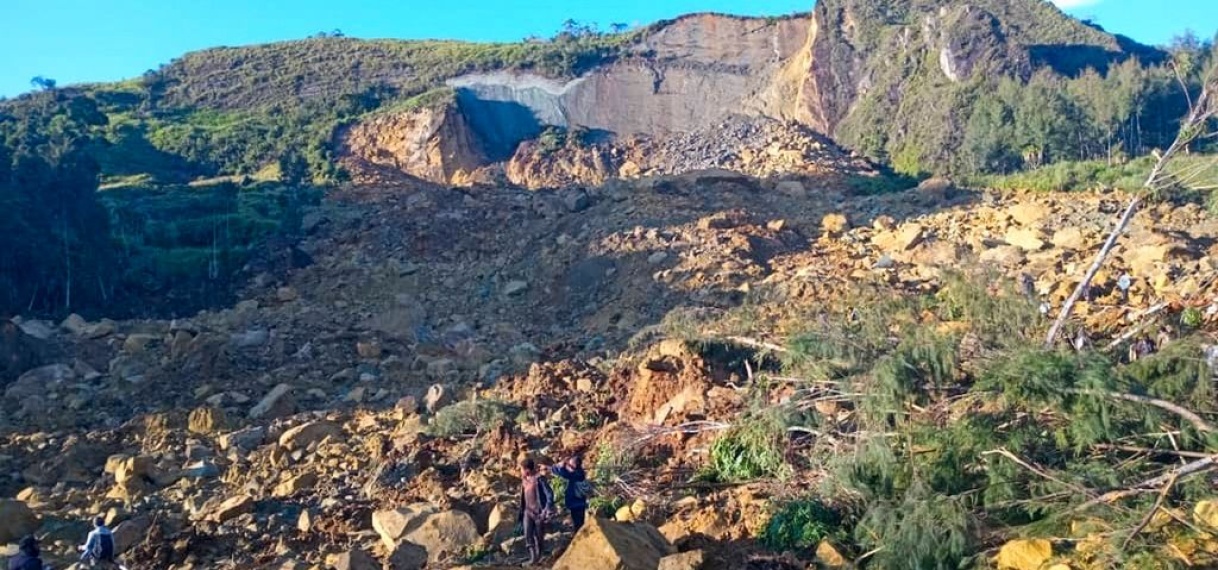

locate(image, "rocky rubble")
(506, 116), (878, 190)
(3, 167), (1218, 569)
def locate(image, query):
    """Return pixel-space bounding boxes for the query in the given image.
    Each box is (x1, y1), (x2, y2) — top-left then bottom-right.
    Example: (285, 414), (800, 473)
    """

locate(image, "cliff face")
(450, 14), (810, 140)
(338, 103), (488, 185)
(338, 2), (1162, 185)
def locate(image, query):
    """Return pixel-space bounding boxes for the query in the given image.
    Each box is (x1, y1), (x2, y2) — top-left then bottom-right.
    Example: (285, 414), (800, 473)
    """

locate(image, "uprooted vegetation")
(677, 273), (1218, 568)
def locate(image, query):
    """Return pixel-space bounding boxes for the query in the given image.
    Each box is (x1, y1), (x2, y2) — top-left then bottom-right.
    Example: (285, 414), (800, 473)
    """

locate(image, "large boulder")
(658, 550), (705, 570)
(994, 539), (1053, 570)
(326, 548), (379, 570)
(218, 426), (267, 452)
(279, 421), (343, 451)
(112, 515), (152, 553)
(372, 504), (480, 564)
(209, 494), (256, 523)
(1, 320), (43, 385)
(0, 499), (39, 543)
(249, 383), (296, 420)
(4, 363), (74, 400)
(385, 542), (428, 570)
(552, 517), (676, 570)
(273, 472), (319, 497)
(188, 406), (228, 435)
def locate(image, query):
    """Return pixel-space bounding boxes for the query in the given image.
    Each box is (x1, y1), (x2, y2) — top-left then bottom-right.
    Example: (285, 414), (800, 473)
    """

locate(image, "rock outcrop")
(372, 504), (480, 564)
(340, 101), (490, 184)
(552, 517), (676, 570)
(0, 500), (39, 544)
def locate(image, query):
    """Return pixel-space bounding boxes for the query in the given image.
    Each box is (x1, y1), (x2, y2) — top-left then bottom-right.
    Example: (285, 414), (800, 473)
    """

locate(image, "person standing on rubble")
(551, 453), (591, 531)
(517, 457), (555, 565)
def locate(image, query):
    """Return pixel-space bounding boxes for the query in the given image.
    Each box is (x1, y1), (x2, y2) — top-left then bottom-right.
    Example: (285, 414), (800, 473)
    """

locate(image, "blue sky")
(1, 0), (1215, 98)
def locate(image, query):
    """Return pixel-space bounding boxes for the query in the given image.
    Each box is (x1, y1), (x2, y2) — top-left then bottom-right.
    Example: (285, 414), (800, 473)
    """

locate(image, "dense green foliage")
(759, 498), (845, 553)
(730, 271), (1218, 567)
(0, 90), (115, 315)
(705, 412), (792, 482)
(973, 154), (1218, 192)
(0, 91), (317, 318)
(100, 181), (318, 314)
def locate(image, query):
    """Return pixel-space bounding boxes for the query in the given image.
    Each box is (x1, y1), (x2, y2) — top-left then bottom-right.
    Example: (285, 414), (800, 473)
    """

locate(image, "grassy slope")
(28, 30), (647, 185)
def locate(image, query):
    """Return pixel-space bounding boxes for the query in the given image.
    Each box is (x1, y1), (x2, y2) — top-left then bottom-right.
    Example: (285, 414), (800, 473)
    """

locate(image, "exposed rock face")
(451, 14), (810, 140)
(338, 5), (1155, 185)
(340, 102), (489, 184)
(341, 14), (814, 186)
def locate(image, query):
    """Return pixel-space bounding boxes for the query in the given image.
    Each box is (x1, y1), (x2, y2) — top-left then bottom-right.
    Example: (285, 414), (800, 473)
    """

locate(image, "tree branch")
(1121, 472), (1177, 550)
(1065, 389), (1217, 434)
(982, 448), (1092, 496)
(1092, 444), (1212, 460)
(1076, 454), (1218, 513)
(1044, 196), (1142, 348)
(722, 336), (789, 354)
(1045, 63), (1218, 348)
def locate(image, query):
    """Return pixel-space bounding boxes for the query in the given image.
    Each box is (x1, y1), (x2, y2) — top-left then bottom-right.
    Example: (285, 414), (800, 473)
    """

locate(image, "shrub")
(706, 413), (791, 482)
(591, 440), (639, 488)
(854, 487), (977, 570)
(1181, 307), (1204, 329)
(759, 498), (845, 553)
(426, 400), (514, 437)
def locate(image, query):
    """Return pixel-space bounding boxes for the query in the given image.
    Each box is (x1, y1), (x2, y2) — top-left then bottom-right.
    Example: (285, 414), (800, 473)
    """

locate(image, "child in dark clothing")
(550, 454), (590, 530)
(517, 457), (555, 565)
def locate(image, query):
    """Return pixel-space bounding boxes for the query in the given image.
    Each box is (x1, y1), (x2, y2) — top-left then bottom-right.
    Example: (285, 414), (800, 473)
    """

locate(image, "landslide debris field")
(6, 165), (1218, 570)
(3, 1), (1218, 569)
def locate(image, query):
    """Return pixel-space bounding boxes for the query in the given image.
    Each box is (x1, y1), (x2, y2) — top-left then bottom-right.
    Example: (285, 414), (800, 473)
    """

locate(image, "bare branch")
(722, 336), (789, 354)
(1092, 444), (1212, 460)
(1103, 302), (1172, 352)
(982, 448), (1093, 496)
(1076, 454), (1218, 513)
(1065, 389), (1217, 434)
(1044, 197), (1142, 347)
(1121, 472), (1178, 550)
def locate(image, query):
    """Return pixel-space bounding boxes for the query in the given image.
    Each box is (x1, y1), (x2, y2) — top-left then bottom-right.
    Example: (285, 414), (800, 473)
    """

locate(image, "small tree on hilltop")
(30, 76), (56, 91)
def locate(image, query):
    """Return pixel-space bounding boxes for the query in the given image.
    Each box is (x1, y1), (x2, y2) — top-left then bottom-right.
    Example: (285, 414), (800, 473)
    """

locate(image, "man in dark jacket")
(8, 535), (43, 570)
(517, 457), (554, 565)
(551, 454), (590, 530)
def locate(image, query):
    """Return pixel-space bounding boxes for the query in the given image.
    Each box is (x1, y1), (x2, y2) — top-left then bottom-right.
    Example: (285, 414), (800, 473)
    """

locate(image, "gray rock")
(502, 280), (529, 297)
(218, 426), (267, 452)
(231, 329), (270, 349)
(16, 319), (56, 341)
(564, 191), (591, 212)
(249, 384), (296, 420)
(5, 363), (75, 400)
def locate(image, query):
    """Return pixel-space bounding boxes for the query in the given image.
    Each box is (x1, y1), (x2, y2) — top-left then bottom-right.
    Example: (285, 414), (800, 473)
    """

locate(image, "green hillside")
(811, 0), (1198, 176)
(23, 27), (642, 186)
